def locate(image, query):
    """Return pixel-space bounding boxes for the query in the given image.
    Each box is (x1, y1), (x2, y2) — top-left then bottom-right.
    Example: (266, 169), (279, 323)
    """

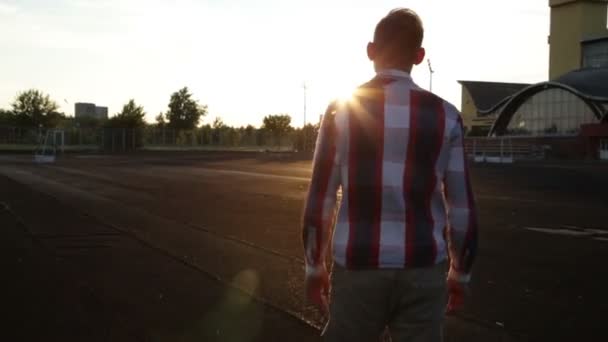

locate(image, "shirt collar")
(376, 69), (412, 80)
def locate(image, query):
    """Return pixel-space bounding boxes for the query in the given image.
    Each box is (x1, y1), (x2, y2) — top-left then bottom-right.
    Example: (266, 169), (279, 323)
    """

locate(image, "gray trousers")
(322, 262), (447, 342)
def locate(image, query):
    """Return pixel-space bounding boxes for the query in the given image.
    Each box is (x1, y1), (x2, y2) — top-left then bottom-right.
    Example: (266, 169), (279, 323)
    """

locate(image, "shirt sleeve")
(302, 102), (341, 275)
(444, 116), (478, 282)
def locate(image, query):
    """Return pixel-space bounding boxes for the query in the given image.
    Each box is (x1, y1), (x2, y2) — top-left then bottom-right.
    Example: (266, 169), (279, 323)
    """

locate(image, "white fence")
(464, 137), (544, 163)
(601, 139), (608, 160)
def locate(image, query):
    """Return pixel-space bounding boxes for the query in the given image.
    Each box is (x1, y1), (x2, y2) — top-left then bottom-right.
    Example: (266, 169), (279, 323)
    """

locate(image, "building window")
(582, 40), (608, 68)
(505, 89), (598, 136)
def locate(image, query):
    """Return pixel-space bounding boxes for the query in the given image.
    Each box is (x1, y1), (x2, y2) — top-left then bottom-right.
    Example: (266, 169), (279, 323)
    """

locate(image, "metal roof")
(553, 67), (608, 100)
(458, 81), (531, 113)
(488, 68), (608, 136)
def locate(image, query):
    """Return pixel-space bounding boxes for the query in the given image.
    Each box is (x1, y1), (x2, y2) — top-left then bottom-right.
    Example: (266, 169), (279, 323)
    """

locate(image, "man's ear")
(367, 42), (376, 61)
(413, 47), (426, 65)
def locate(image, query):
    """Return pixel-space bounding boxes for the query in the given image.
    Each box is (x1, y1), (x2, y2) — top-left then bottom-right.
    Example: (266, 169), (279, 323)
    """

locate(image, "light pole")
(302, 82), (308, 152)
(302, 82), (307, 127)
(427, 59), (435, 92)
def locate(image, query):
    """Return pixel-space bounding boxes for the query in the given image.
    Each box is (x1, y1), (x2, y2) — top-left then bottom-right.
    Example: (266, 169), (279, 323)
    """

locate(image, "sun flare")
(316, 80), (357, 107)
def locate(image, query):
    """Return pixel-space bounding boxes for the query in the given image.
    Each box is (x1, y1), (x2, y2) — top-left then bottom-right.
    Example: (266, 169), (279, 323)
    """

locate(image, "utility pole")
(427, 59), (435, 92)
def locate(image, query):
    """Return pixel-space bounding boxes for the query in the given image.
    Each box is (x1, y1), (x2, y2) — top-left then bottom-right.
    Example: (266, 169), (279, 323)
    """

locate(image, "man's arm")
(444, 116), (478, 282)
(302, 103), (341, 276)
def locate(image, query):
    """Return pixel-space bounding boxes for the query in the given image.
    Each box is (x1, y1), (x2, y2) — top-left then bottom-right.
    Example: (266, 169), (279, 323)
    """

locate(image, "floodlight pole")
(302, 82), (308, 152)
(303, 82), (307, 127)
(427, 59), (435, 92)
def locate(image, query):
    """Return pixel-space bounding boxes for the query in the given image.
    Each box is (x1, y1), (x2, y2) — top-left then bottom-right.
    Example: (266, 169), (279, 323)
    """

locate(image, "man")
(302, 8), (478, 342)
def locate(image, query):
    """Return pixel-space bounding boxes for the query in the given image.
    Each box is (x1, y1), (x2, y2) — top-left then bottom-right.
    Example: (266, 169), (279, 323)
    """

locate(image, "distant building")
(95, 106), (108, 119)
(548, 0), (608, 79)
(75, 103), (108, 120)
(459, 81), (530, 136)
(460, 0), (608, 160)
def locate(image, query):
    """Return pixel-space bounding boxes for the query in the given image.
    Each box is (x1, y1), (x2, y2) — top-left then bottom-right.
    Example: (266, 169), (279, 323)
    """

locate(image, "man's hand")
(446, 268), (470, 315)
(446, 278), (467, 315)
(305, 267), (330, 315)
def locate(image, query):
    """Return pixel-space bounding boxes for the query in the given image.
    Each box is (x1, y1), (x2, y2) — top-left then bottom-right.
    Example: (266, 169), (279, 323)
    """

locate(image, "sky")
(0, 0), (550, 127)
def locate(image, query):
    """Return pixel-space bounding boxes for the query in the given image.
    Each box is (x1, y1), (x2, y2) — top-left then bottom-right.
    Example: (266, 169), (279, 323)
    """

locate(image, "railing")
(601, 139), (608, 160)
(464, 137), (542, 163)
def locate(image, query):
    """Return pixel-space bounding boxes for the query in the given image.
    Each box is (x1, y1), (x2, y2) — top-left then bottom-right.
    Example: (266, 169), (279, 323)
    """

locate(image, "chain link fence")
(0, 125), (319, 153)
(0, 126), (103, 152)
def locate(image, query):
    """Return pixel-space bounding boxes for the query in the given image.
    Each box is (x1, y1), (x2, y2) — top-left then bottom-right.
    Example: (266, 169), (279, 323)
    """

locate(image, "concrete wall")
(549, 0), (608, 79)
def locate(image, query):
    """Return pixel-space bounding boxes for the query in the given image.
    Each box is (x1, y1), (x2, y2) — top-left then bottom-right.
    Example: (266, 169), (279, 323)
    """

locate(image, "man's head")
(367, 8), (425, 72)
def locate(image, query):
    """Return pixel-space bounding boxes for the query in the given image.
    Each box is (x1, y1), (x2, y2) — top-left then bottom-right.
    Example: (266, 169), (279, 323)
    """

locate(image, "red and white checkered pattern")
(303, 69), (478, 279)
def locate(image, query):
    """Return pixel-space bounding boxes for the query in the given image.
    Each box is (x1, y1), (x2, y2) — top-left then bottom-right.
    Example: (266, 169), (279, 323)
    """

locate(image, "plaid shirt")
(302, 69), (478, 279)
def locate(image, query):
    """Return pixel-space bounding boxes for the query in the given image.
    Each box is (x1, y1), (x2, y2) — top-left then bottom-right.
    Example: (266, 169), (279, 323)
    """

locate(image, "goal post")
(34, 129), (65, 163)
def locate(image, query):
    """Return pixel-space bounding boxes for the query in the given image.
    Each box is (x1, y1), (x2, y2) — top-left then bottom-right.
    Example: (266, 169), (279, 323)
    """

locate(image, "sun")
(314, 64), (370, 106)
(318, 80), (356, 106)
(335, 85), (356, 104)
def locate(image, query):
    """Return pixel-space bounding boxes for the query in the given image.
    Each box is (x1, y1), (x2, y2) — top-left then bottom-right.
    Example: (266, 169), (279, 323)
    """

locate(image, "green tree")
(262, 114), (292, 149)
(200, 124), (213, 145)
(103, 99), (146, 151)
(11, 89), (63, 127)
(106, 99), (146, 128)
(45, 111), (67, 128)
(212, 117), (225, 130)
(243, 124), (256, 145)
(226, 127), (239, 146)
(212, 117), (225, 145)
(155, 112), (166, 127)
(166, 87), (207, 130)
(75, 115), (104, 129)
(293, 123), (319, 152)
(0, 108), (16, 126)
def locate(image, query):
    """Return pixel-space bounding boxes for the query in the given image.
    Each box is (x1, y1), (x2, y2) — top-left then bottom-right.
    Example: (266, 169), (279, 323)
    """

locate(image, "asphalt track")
(1, 152), (607, 341)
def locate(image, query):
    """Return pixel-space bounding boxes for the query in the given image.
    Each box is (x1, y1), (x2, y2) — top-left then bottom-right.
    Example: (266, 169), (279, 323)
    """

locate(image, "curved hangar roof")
(489, 68), (608, 136)
(553, 67), (608, 100)
(458, 81), (530, 114)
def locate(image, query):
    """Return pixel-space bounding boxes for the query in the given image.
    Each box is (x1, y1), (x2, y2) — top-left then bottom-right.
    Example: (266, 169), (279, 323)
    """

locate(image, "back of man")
(302, 8), (478, 342)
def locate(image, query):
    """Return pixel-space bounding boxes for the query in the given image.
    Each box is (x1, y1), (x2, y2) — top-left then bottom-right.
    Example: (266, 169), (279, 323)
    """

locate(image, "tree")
(200, 124), (213, 145)
(293, 123), (319, 153)
(106, 99), (146, 128)
(155, 112), (166, 127)
(0, 109), (16, 126)
(103, 99), (146, 151)
(243, 124), (256, 145)
(262, 114), (292, 149)
(45, 111), (67, 128)
(11, 89), (63, 127)
(212, 117), (225, 130)
(212, 117), (225, 145)
(75, 115), (104, 129)
(166, 87), (207, 130)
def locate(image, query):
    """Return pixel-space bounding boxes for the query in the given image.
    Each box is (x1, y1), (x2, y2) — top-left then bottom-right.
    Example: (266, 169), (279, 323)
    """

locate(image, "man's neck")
(375, 68), (413, 80)
(374, 63), (413, 74)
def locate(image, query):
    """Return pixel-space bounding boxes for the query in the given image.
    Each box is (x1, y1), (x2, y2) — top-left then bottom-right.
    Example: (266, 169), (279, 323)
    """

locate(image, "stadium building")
(461, 0), (608, 160)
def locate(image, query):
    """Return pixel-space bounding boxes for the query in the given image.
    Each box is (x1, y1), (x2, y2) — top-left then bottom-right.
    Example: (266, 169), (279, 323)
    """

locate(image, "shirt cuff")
(305, 263), (326, 277)
(448, 266), (471, 283)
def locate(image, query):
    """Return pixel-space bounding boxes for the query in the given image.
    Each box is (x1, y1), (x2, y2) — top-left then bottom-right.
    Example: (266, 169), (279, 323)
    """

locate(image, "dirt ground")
(1, 151), (607, 341)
